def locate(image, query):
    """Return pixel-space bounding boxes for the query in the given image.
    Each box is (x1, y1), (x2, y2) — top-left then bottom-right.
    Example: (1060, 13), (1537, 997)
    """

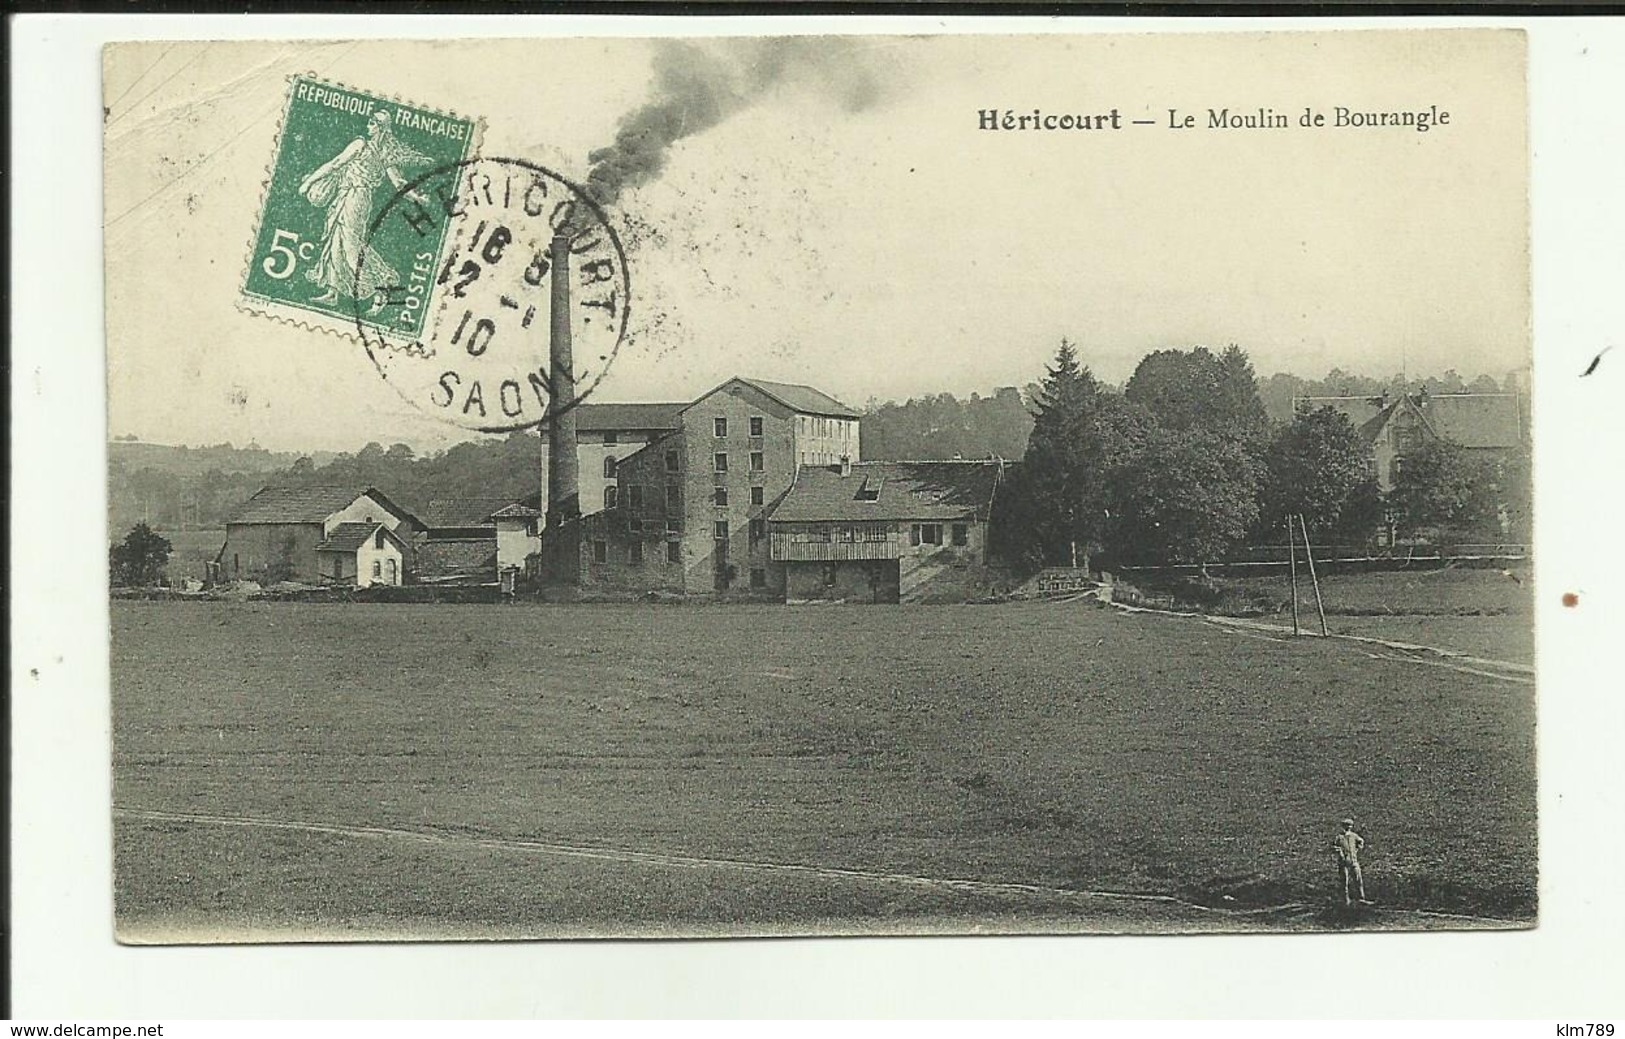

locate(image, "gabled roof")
(1296, 393), (1522, 450)
(1421, 394), (1523, 448)
(227, 485), (375, 525)
(415, 538), (498, 579)
(770, 461), (1005, 523)
(490, 502), (543, 519)
(316, 522), (405, 554)
(741, 378), (861, 419)
(421, 497), (524, 529)
(574, 402), (686, 433)
(685, 377), (861, 420)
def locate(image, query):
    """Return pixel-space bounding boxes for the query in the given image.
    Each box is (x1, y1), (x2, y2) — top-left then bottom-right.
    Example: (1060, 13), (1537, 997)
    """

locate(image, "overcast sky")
(104, 31), (1528, 452)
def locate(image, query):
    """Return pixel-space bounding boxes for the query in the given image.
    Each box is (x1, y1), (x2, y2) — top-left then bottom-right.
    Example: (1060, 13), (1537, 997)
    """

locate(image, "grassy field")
(112, 599), (1537, 940)
(1150, 567), (1536, 665)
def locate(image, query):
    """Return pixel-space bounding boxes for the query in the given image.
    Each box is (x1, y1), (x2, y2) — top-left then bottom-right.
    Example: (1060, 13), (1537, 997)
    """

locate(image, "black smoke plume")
(585, 37), (887, 206)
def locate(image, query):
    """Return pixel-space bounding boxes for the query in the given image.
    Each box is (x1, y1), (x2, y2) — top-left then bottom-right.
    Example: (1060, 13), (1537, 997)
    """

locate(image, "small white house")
(316, 522), (408, 588)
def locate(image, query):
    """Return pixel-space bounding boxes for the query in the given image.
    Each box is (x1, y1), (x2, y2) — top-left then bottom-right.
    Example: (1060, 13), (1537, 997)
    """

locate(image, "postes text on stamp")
(240, 76), (478, 339)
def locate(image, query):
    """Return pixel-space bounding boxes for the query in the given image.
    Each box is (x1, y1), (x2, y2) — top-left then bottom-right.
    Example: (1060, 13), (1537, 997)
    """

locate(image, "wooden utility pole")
(1287, 516), (1301, 637)
(1298, 513), (1329, 637)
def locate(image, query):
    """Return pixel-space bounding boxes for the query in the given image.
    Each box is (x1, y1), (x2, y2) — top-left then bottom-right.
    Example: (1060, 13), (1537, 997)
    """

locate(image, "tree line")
(109, 352), (1526, 562)
(108, 435), (546, 533)
(992, 342), (1530, 571)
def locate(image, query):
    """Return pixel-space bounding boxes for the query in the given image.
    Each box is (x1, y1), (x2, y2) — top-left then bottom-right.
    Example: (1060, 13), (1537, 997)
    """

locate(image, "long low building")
(768, 459), (1006, 603)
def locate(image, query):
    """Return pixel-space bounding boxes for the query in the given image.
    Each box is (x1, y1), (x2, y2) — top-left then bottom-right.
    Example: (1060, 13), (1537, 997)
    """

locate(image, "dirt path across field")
(114, 805), (1520, 940)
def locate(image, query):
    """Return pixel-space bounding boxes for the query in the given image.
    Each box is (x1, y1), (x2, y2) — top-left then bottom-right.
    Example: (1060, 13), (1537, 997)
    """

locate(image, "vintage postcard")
(104, 30), (1532, 943)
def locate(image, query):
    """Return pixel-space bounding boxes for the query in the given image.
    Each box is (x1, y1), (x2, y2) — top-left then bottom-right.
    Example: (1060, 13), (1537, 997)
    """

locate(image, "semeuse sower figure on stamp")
(298, 109), (433, 312)
(1334, 818), (1373, 906)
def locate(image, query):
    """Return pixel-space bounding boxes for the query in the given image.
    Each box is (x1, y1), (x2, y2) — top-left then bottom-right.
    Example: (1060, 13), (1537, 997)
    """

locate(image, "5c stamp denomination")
(240, 76), (479, 340)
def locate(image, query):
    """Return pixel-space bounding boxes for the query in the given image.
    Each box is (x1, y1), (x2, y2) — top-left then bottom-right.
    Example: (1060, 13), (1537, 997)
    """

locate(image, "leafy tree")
(1334, 477), (1387, 548)
(109, 522), (172, 586)
(1123, 345), (1269, 444)
(1500, 446), (1533, 543)
(1259, 404), (1380, 542)
(1389, 439), (1503, 540)
(1111, 427), (1259, 565)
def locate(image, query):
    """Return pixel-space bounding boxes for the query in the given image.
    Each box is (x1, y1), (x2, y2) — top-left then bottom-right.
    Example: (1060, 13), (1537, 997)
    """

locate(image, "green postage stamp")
(241, 76), (479, 339)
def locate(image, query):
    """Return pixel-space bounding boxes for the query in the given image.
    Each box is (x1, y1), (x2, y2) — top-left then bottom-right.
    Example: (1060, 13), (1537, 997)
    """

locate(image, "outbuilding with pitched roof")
(315, 522), (410, 588)
(218, 485), (421, 584)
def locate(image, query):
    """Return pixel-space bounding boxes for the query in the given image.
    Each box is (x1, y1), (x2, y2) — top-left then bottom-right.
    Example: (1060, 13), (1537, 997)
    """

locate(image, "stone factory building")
(535, 402), (686, 520)
(559, 376), (864, 597)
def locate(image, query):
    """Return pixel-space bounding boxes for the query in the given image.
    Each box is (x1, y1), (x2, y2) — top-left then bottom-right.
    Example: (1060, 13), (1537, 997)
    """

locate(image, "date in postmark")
(240, 76), (479, 340)
(355, 156), (631, 433)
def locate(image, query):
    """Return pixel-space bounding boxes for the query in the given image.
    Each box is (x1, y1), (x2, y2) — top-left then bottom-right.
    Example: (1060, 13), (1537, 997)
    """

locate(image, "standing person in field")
(298, 109), (433, 312)
(1334, 818), (1371, 906)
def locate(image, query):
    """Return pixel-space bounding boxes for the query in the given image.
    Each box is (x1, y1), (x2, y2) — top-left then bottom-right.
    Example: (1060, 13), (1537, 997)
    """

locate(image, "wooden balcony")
(770, 531), (901, 562)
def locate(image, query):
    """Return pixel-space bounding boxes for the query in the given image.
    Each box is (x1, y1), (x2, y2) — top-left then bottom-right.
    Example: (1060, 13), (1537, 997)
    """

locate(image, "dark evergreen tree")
(995, 340), (1146, 570)
(109, 522), (172, 587)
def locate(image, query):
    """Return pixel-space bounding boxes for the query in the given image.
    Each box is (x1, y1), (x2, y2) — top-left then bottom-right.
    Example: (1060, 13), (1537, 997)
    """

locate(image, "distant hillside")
(108, 439), (338, 477)
(107, 434), (540, 536)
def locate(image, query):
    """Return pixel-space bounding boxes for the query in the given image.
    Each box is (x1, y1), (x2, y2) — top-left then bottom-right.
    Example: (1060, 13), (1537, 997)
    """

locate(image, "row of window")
(587, 536), (778, 580)
(603, 451), (766, 479)
(712, 518), (768, 541)
(788, 524), (891, 544)
(798, 415), (856, 439)
(593, 539), (683, 565)
(715, 452), (763, 473)
(776, 523), (971, 546)
(627, 517), (681, 535)
(798, 452), (849, 467)
(912, 523), (969, 547)
(714, 417), (766, 438)
(712, 486), (766, 507)
(330, 557), (398, 581)
(593, 432), (661, 446)
(603, 483), (771, 512)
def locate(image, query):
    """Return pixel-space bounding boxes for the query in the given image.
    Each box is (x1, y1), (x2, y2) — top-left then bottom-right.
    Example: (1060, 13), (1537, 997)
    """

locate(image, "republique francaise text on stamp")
(239, 76), (478, 345)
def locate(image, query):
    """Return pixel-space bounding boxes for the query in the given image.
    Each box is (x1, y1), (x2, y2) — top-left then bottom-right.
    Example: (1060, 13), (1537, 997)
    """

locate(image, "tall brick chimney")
(544, 232), (581, 584)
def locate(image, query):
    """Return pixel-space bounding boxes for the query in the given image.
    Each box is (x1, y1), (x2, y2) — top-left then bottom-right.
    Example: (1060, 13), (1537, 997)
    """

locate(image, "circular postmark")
(351, 155), (630, 433)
